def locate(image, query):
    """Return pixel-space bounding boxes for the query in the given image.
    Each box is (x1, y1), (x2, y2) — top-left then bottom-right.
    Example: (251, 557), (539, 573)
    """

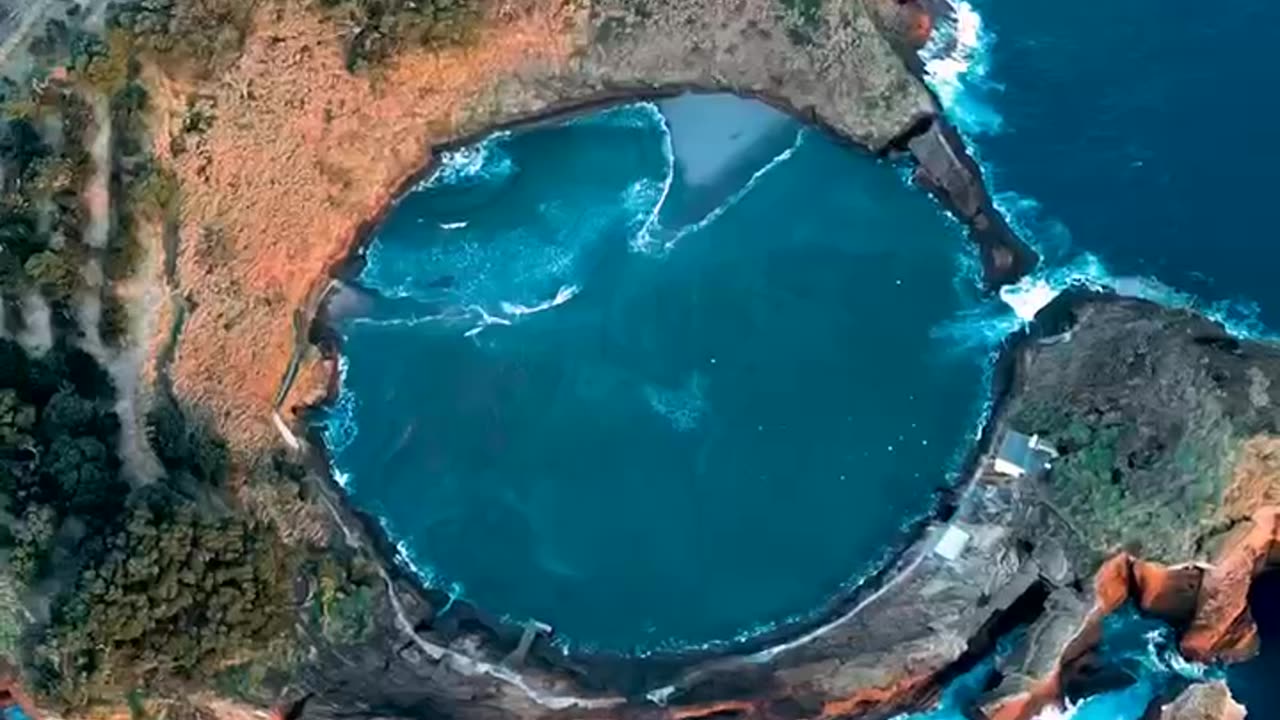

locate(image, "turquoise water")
(321, 102), (990, 652)
(899, 609), (1213, 720)
(319, 0), (1280, 707)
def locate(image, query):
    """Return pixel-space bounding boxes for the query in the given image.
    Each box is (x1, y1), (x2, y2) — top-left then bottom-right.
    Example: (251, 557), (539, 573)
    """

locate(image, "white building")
(993, 430), (1054, 478)
(934, 525), (971, 561)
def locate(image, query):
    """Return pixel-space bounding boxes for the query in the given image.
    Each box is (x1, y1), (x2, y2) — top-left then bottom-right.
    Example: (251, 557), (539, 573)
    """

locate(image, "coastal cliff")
(0, 1), (1273, 719)
(241, 293), (1280, 720)
(150, 0), (1028, 468)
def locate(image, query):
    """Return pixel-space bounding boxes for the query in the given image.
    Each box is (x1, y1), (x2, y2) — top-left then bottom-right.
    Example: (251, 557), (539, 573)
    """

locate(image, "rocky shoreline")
(129, 0), (1274, 718)
(286, 287), (1280, 720)
(282, 0), (1041, 706)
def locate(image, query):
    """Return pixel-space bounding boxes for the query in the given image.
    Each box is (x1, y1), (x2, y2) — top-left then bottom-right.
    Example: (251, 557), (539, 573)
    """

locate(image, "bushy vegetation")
(0, 8), (387, 709)
(0, 334), (295, 705)
(0, 87), (96, 309)
(318, 0), (483, 70)
(108, 0), (257, 77)
(45, 495), (293, 701)
(0, 340), (126, 583)
(1010, 393), (1234, 563)
(310, 553), (378, 644)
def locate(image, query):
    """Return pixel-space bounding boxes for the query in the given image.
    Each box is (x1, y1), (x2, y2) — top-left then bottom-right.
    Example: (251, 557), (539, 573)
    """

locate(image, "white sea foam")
(440, 221), (468, 230)
(573, 102), (665, 130)
(423, 131), (515, 188)
(501, 284), (581, 317)
(463, 305), (515, 338)
(920, 0), (1004, 137)
(998, 252), (1270, 340)
(630, 103), (676, 253)
(638, 129), (805, 256)
(322, 355), (360, 455)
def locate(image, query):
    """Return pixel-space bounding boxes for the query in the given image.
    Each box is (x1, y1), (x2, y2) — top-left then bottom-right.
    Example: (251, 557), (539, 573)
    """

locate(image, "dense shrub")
(146, 390), (229, 488)
(0, 338), (295, 705)
(0, 340), (123, 585)
(318, 0), (483, 70)
(47, 496), (293, 696)
(109, 0), (256, 76)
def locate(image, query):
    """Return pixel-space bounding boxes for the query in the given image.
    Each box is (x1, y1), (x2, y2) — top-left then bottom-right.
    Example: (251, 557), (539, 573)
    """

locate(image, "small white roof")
(934, 525), (971, 561)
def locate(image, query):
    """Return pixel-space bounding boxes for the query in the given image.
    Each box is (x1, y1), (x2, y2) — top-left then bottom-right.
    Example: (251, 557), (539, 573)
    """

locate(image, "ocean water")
(320, 99), (994, 652)
(316, 0), (1280, 705)
(899, 608), (1214, 720)
(923, 0), (1280, 714)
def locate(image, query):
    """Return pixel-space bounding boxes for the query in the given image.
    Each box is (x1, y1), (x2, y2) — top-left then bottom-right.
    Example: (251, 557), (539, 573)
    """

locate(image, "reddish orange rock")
(670, 700), (757, 720)
(1182, 508), (1280, 662)
(819, 671), (938, 719)
(1132, 560), (1203, 624)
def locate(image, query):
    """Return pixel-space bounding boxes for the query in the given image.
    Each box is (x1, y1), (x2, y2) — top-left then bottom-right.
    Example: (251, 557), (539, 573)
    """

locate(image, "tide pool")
(320, 100), (990, 652)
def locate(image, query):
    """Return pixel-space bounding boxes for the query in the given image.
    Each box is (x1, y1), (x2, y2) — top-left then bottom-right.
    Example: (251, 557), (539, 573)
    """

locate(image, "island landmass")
(0, 2), (1269, 720)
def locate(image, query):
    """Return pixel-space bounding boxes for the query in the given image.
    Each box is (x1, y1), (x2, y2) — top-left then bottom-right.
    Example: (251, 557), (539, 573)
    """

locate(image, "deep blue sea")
(919, 0), (1280, 716)
(318, 0), (1280, 713)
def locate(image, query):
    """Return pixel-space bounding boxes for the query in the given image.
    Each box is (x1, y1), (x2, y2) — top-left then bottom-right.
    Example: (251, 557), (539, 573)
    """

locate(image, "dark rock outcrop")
(435, 0), (1035, 286)
(280, 286), (1280, 720)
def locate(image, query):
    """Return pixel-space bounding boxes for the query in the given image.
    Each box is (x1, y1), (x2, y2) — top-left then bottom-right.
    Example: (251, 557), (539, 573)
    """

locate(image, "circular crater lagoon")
(320, 97), (990, 653)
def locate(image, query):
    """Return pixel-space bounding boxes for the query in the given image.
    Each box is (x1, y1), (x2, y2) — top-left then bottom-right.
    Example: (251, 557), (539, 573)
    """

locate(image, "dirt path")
(78, 92), (165, 485)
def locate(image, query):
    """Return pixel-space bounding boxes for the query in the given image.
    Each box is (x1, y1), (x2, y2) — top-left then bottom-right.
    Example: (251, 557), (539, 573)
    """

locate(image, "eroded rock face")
(1159, 682), (1247, 720)
(464, 0), (936, 149)
(278, 295), (1280, 720)
(162, 0), (1030, 464)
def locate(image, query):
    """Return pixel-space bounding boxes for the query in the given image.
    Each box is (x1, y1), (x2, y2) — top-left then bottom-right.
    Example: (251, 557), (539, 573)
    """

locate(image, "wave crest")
(920, 0), (1004, 137)
(424, 132), (515, 188)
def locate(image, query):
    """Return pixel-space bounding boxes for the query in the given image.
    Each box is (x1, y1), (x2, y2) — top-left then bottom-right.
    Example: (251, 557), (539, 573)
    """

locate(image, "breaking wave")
(571, 102), (667, 130)
(933, 251), (1271, 373)
(423, 131), (515, 188)
(629, 103), (675, 253)
(1028, 614), (1214, 720)
(920, 0), (1004, 137)
(665, 130), (805, 249)
(919, 0), (1271, 345)
(321, 355), (360, 457)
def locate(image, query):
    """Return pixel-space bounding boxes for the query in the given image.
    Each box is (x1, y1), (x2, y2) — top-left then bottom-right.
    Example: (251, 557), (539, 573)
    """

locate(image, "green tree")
(11, 504), (57, 583)
(42, 435), (125, 518)
(24, 250), (83, 304)
(0, 389), (37, 448)
(40, 388), (101, 436)
(80, 31), (135, 98)
(51, 500), (294, 695)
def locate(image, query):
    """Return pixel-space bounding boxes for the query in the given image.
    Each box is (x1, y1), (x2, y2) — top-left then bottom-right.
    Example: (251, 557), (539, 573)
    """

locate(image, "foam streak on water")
(631, 103), (675, 253)
(323, 355), (359, 457)
(660, 129), (806, 251)
(920, 0), (1003, 137)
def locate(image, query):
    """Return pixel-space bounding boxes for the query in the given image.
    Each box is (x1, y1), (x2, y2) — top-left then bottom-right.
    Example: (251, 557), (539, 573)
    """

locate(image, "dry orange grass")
(156, 0), (577, 454)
